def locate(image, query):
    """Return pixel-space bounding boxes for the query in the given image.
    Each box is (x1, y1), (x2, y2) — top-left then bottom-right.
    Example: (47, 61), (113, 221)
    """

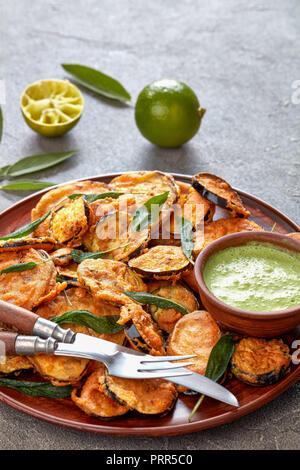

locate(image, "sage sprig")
(51, 310), (123, 335)
(130, 192), (169, 233)
(0, 377), (72, 398)
(124, 291), (189, 315)
(0, 150), (77, 178)
(0, 180), (55, 191)
(175, 216), (194, 263)
(0, 210), (51, 241)
(188, 334), (235, 422)
(68, 191), (124, 203)
(62, 64), (131, 103)
(71, 243), (130, 263)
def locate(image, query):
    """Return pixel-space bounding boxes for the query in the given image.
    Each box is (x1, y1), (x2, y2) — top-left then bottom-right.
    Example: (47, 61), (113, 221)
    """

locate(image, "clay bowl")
(194, 231), (300, 337)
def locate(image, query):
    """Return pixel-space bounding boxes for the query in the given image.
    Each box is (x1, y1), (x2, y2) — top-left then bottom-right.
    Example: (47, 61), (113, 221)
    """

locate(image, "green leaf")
(175, 216), (194, 262)
(0, 150), (77, 178)
(0, 180), (55, 191)
(188, 334), (235, 421)
(0, 210), (51, 241)
(68, 191), (124, 202)
(0, 106), (3, 143)
(130, 192), (169, 233)
(0, 261), (37, 274)
(51, 310), (123, 335)
(71, 243), (130, 263)
(0, 377), (72, 398)
(124, 291), (189, 315)
(62, 64), (131, 103)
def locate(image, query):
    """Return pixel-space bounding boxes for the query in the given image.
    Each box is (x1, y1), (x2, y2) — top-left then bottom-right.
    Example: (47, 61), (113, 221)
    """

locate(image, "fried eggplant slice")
(288, 232), (300, 242)
(110, 171), (179, 211)
(83, 211), (150, 261)
(167, 311), (221, 375)
(192, 173), (250, 218)
(231, 337), (291, 386)
(0, 248), (66, 310)
(118, 302), (165, 356)
(77, 258), (146, 306)
(49, 196), (93, 247)
(72, 365), (129, 418)
(149, 207), (182, 247)
(51, 247), (73, 266)
(31, 180), (110, 238)
(103, 370), (177, 415)
(0, 237), (56, 252)
(36, 286), (125, 345)
(193, 217), (264, 255)
(0, 355), (32, 376)
(182, 269), (200, 293)
(128, 245), (190, 280)
(147, 282), (199, 333)
(183, 187), (215, 225)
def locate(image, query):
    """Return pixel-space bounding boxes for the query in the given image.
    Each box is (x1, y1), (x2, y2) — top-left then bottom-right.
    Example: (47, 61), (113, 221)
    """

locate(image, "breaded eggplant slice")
(110, 171), (179, 211)
(0, 237), (56, 252)
(182, 269), (200, 293)
(0, 355), (32, 376)
(150, 206), (182, 247)
(77, 258), (146, 306)
(288, 232), (300, 241)
(51, 247), (73, 266)
(57, 262), (80, 288)
(49, 196), (93, 247)
(31, 180), (110, 238)
(231, 337), (291, 386)
(91, 192), (149, 223)
(167, 311), (221, 375)
(36, 286), (125, 345)
(193, 217), (264, 255)
(147, 281), (199, 333)
(72, 365), (129, 418)
(0, 248), (66, 310)
(83, 211), (150, 261)
(118, 302), (165, 356)
(192, 173), (250, 218)
(183, 187), (215, 225)
(103, 370), (177, 415)
(128, 245), (190, 280)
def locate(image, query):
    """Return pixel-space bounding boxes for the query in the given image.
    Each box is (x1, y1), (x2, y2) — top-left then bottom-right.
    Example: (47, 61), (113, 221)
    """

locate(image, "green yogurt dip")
(203, 242), (300, 312)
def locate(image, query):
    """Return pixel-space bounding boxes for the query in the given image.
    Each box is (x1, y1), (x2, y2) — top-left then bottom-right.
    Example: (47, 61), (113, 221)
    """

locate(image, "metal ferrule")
(33, 318), (75, 343)
(15, 336), (57, 355)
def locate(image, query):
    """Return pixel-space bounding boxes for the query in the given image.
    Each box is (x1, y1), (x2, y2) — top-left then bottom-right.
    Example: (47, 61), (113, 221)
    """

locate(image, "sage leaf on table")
(71, 243), (130, 263)
(124, 291), (190, 315)
(0, 261), (38, 274)
(62, 64), (131, 103)
(188, 334), (235, 422)
(0, 209), (51, 241)
(0, 105), (2, 143)
(68, 191), (124, 202)
(130, 191), (169, 233)
(0, 150), (77, 178)
(175, 216), (194, 262)
(0, 180), (55, 191)
(51, 310), (123, 335)
(0, 377), (72, 398)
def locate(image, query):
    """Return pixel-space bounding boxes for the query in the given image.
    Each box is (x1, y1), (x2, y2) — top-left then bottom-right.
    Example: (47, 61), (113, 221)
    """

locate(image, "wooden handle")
(0, 300), (38, 334)
(0, 331), (18, 355)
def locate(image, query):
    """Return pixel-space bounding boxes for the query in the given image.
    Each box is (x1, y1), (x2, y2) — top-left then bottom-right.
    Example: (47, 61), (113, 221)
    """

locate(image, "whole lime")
(135, 79), (205, 147)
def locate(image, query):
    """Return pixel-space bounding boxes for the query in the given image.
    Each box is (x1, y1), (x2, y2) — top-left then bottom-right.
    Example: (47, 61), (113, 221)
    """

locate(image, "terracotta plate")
(0, 172), (299, 436)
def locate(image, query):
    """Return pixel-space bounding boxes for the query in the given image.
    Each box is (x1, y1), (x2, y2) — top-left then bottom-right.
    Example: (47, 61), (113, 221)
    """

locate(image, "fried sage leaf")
(68, 191), (124, 202)
(0, 210), (51, 241)
(71, 243), (129, 263)
(130, 191), (169, 233)
(0, 180), (55, 191)
(51, 310), (123, 334)
(175, 216), (194, 262)
(62, 64), (131, 103)
(0, 150), (77, 178)
(0, 261), (38, 274)
(188, 334), (235, 421)
(124, 291), (189, 315)
(0, 378), (72, 398)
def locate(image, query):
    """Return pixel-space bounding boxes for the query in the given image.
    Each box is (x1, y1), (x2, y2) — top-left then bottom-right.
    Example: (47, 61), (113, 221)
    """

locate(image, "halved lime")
(20, 79), (84, 137)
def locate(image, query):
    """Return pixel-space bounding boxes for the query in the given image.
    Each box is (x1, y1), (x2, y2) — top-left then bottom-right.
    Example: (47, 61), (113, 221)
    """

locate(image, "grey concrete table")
(0, 0), (299, 450)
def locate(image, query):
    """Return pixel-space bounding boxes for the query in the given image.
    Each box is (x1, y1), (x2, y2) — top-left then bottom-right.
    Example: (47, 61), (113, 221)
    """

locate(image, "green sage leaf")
(68, 191), (124, 202)
(130, 192), (169, 233)
(0, 150), (77, 178)
(62, 64), (131, 103)
(0, 180), (55, 191)
(124, 291), (189, 315)
(188, 334), (235, 421)
(175, 216), (194, 262)
(0, 261), (37, 274)
(71, 243), (129, 263)
(0, 377), (72, 398)
(51, 310), (123, 334)
(0, 210), (51, 241)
